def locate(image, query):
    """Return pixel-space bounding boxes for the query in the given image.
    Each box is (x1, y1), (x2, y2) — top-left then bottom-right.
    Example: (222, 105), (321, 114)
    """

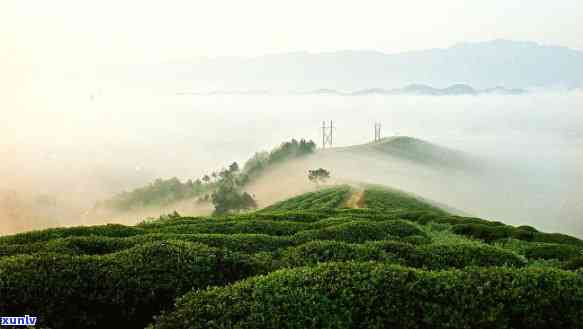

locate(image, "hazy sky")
(1, 1), (582, 235)
(2, 0), (582, 107)
(2, 0), (582, 65)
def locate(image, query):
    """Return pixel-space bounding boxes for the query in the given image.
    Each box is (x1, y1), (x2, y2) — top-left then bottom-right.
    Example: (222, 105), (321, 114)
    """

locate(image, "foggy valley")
(5, 1), (583, 327)
(2, 88), (582, 235)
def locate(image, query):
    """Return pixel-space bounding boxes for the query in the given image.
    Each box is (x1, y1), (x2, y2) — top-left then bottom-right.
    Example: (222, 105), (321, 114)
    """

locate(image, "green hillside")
(337, 136), (480, 170)
(1, 186), (582, 328)
(97, 139), (316, 212)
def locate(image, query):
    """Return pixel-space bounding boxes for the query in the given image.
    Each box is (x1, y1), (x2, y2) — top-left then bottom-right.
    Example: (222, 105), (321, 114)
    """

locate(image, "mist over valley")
(2, 88), (582, 236)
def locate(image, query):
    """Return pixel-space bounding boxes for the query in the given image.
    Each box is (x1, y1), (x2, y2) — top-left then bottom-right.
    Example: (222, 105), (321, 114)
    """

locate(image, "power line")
(321, 120), (335, 148)
(374, 122), (382, 142)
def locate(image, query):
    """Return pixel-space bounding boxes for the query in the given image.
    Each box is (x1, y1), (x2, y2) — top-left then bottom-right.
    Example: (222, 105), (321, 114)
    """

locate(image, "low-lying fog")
(2, 83), (582, 236)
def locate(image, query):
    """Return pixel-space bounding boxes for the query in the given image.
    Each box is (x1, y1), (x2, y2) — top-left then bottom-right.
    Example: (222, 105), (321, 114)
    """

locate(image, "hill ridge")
(173, 40), (583, 89)
(325, 136), (479, 171)
(2, 186), (583, 328)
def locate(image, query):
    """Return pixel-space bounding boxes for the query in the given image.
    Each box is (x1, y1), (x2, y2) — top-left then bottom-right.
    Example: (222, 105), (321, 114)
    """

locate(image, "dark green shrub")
(308, 217), (357, 229)
(282, 240), (523, 270)
(43, 236), (137, 255)
(293, 220), (425, 244)
(563, 256), (583, 270)
(0, 224), (144, 245)
(411, 211), (445, 224)
(280, 241), (388, 266)
(138, 216), (212, 229)
(533, 232), (583, 246)
(511, 228), (537, 241)
(1, 233), (296, 258)
(524, 244), (583, 261)
(452, 224), (535, 242)
(452, 224), (508, 242)
(452, 224), (583, 247)
(400, 234), (432, 245)
(332, 208), (393, 221)
(415, 243), (526, 269)
(0, 240), (269, 329)
(357, 241), (524, 270)
(123, 233), (295, 254)
(449, 216), (505, 227)
(173, 234), (294, 253)
(394, 212), (506, 227)
(129, 233), (296, 254)
(0, 235), (165, 257)
(517, 225), (539, 232)
(151, 262), (583, 329)
(0, 241), (49, 257)
(363, 240), (420, 263)
(156, 220), (309, 236)
(233, 210), (331, 223)
(453, 228), (583, 247)
(380, 220), (426, 237)
(393, 210), (442, 224)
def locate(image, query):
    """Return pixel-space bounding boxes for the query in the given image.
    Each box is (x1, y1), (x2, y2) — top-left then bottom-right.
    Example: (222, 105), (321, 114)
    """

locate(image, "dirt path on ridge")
(344, 189), (365, 208)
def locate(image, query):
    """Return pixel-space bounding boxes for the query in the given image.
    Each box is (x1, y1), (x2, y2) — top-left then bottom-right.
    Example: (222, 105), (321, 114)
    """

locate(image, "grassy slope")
(0, 186), (582, 329)
(337, 136), (480, 170)
(247, 136), (583, 238)
(77, 136), (488, 231)
(244, 136), (492, 222)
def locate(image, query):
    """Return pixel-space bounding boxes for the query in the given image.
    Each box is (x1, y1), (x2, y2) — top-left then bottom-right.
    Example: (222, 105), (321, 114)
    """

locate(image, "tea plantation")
(1, 186), (582, 328)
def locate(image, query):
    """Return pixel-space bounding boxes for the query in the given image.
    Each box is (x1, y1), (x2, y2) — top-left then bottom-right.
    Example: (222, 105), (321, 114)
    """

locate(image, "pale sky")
(1, 0), (582, 98)
(3, 0), (582, 62)
(1, 0), (583, 235)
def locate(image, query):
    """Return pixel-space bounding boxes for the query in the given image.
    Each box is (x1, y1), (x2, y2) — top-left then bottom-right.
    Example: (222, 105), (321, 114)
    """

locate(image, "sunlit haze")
(1, 0), (582, 237)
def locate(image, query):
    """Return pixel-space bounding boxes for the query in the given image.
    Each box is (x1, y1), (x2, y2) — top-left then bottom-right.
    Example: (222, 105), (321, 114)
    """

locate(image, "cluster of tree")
(308, 168), (331, 187)
(239, 139), (316, 185)
(210, 162), (257, 215)
(99, 177), (212, 211)
(140, 211), (182, 225)
(99, 138), (316, 212)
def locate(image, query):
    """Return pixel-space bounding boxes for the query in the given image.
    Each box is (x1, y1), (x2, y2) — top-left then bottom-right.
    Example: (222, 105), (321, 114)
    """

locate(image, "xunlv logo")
(1, 315), (37, 326)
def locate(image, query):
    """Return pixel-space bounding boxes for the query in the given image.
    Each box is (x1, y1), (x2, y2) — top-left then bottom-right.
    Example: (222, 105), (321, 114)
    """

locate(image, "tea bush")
(280, 240), (389, 266)
(524, 243), (583, 261)
(151, 262), (583, 329)
(293, 220), (426, 244)
(0, 240), (269, 329)
(263, 186), (351, 211)
(415, 243), (526, 269)
(0, 224), (144, 245)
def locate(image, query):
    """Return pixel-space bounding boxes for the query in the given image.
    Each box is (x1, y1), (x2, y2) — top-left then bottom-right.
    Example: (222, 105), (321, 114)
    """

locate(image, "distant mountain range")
(177, 84), (526, 96)
(167, 40), (583, 90)
(303, 84), (526, 96)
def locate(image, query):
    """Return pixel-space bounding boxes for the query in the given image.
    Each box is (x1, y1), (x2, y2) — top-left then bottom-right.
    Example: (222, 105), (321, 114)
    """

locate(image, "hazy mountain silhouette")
(174, 40), (583, 90)
(183, 84), (526, 96)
